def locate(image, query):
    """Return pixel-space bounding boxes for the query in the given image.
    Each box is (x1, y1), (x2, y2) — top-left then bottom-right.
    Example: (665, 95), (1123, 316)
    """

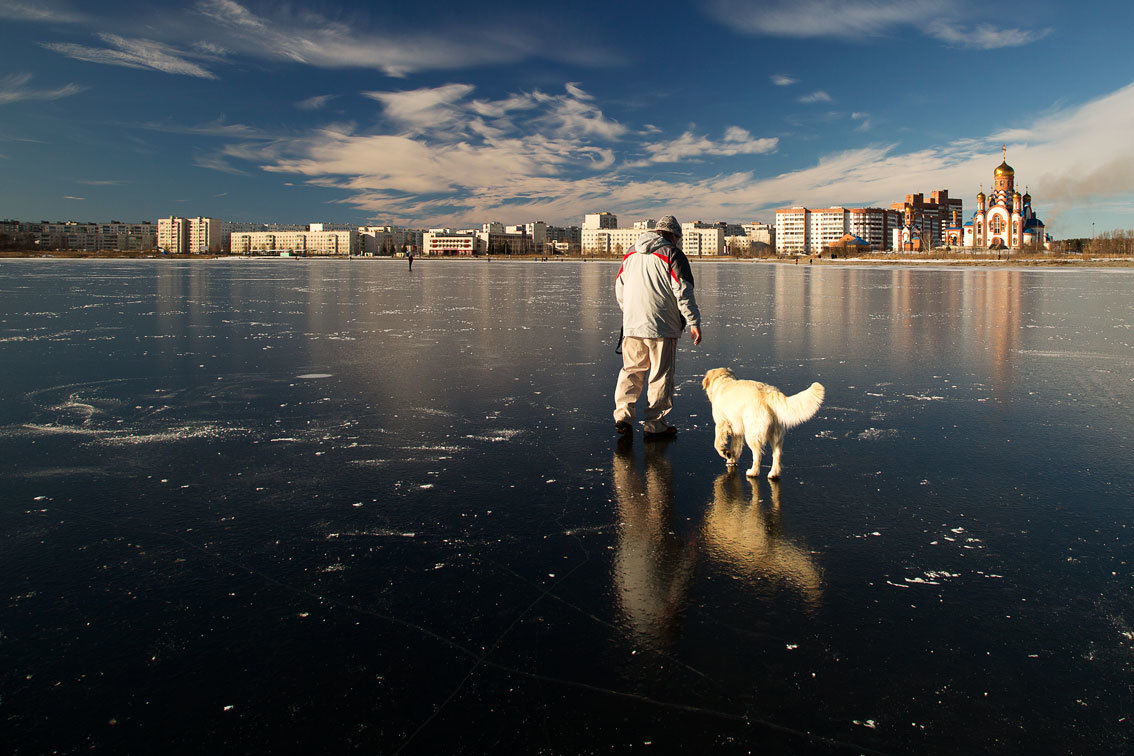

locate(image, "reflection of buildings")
(611, 439), (697, 650)
(701, 474), (823, 609)
(963, 269), (1022, 391)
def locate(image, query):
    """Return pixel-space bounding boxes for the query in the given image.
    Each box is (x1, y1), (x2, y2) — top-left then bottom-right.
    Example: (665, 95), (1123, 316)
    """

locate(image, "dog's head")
(702, 367), (734, 398)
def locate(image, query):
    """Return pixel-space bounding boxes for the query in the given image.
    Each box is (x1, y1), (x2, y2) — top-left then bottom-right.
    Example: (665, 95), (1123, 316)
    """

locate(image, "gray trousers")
(613, 336), (677, 432)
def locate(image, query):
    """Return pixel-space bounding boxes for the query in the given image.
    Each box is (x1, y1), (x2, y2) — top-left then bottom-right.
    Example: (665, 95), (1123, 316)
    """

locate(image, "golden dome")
(995, 161), (1015, 177)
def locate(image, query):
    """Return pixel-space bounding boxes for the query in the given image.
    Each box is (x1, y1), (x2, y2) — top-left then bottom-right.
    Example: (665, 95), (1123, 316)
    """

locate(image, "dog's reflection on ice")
(700, 472), (824, 609)
(611, 442), (824, 649)
(611, 438), (697, 650)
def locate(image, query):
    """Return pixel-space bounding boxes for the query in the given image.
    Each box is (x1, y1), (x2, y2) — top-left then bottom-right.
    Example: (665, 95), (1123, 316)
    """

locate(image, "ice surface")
(1, 260), (1132, 754)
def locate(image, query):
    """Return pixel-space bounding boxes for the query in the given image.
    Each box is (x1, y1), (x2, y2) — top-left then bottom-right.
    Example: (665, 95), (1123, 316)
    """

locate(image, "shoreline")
(2, 251), (1132, 268)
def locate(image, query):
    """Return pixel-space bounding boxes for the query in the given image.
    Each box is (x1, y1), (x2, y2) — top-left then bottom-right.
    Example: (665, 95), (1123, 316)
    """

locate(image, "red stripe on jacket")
(616, 250), (680, 283)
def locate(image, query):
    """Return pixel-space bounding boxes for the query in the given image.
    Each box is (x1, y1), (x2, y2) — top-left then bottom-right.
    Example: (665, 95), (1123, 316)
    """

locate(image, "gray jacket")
(615, 232), (701, 339)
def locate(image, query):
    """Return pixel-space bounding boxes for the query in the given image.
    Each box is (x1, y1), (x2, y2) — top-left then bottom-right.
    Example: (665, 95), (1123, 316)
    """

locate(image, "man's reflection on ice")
(611, 437), (697, 650)
(701, 473), (824, 609)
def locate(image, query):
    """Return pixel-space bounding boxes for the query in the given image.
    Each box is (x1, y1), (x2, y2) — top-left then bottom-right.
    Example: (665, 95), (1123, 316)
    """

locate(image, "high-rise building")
(158, 217), (259, 254)
(681, 221), (726, 256)
(891, 190), (962, 251)
(582, 219), (651, 255)
(775, 207), (900, 254)
(583, 212), (618, 230)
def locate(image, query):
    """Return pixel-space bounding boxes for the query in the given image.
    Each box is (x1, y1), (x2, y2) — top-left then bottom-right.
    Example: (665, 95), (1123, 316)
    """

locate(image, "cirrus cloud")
(708, 0), (1048, 49)
(0, 72), (84, 105)
(42, 33), (218, 78)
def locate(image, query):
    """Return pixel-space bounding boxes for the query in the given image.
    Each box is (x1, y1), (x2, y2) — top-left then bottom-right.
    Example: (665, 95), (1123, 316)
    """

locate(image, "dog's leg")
(727, 431), (745, 470)
(744, 431), (761, 478)
(714, 419), (735, 466)
(768, 426), (785, 479)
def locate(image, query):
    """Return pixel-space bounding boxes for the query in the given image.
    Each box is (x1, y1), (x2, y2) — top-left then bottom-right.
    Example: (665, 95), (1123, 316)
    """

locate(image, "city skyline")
(1, 0), (1132, 238)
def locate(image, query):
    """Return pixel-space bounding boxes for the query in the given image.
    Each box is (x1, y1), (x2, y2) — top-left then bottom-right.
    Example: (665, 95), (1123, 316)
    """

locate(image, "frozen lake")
(2, 258), (1132, 754)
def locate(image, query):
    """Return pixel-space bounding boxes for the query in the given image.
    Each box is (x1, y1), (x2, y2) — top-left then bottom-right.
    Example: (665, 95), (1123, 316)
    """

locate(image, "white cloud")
(639, 127), (778, 163)
(771, 74), (797, 86)
(799, 90), (832, 104)
(708, 0), (1047, 49)
(18, 0), (619, 81)
(43, 34), (218, 78)
(0, 72), (84, 105)
(534, 91), (628, 140)
(0, 0), (85, 23)
(363, 84), (477, 133)
(62, 195), (85, 200)
(192, 0), (614, 77)
(138, 117), (265, 139)
(296, 94), (337, 111)
(193, 152), (247, 175)
(929, 23), (1050, 49)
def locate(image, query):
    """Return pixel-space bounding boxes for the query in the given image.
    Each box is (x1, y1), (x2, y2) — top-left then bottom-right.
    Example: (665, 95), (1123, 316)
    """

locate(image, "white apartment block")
(582, 225), (647, 255)
(846, 208), (900, 250)
(742, 222), (774, 246)
(775, 207), (899, 254)
(230, 227), (359, 255)
(583, 212), (618, 230)
(775, 208), (808, 254)
(681, 222), (726, 256)
(809, 208), (848, 253)
(158, 217), (260, 254)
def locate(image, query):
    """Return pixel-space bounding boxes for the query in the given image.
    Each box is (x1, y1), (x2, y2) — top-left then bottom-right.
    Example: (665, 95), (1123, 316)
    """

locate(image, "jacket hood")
(633, 231), (676, 254)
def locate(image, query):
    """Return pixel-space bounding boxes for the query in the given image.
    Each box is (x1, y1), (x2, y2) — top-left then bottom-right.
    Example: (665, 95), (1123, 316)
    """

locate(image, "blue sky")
(1, 0), (1132, 237)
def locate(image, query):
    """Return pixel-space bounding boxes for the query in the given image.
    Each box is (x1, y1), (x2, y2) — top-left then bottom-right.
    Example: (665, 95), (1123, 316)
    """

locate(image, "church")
(944, 148), (1049, 250)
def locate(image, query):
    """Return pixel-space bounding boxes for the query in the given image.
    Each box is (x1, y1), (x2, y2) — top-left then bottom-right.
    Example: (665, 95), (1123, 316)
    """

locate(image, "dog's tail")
(775, 382), (825, 429)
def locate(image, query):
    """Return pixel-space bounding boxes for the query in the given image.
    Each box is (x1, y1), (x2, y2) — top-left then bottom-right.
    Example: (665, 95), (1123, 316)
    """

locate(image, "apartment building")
(583, 212), (618, 230)
(158, 217), (260, 254)
(230, 225), (359, 255)
(775, 207), (900, 254)
(359, 225), (406, 255)
(546, 225), (581, 253)
(582, 225), (649, 255)
(775, 208), (809, 254)
(891, 190), (963, 250)
(2, 220), (157, 251)
(681, 221), (726, 256)
(742, 222), (774, 246)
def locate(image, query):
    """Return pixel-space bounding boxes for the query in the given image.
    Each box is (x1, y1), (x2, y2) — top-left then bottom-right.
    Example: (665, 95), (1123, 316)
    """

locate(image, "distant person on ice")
(407, 250), (414, 270)
(613, 215), (702, 439)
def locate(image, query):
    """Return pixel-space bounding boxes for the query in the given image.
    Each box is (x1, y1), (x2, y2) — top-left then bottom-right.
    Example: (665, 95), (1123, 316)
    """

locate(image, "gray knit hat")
(653, 215), (682, 237)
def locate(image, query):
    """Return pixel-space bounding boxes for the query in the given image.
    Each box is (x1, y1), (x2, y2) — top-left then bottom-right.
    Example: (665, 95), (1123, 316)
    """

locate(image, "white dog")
(702, 368), (825, 479)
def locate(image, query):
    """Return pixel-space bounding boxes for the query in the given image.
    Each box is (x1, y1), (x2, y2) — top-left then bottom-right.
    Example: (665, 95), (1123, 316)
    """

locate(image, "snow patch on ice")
(856, 428), (899, 441)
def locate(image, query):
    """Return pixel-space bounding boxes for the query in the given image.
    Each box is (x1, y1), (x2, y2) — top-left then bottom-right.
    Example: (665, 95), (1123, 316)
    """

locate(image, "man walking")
(613, 215), (702, 439)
